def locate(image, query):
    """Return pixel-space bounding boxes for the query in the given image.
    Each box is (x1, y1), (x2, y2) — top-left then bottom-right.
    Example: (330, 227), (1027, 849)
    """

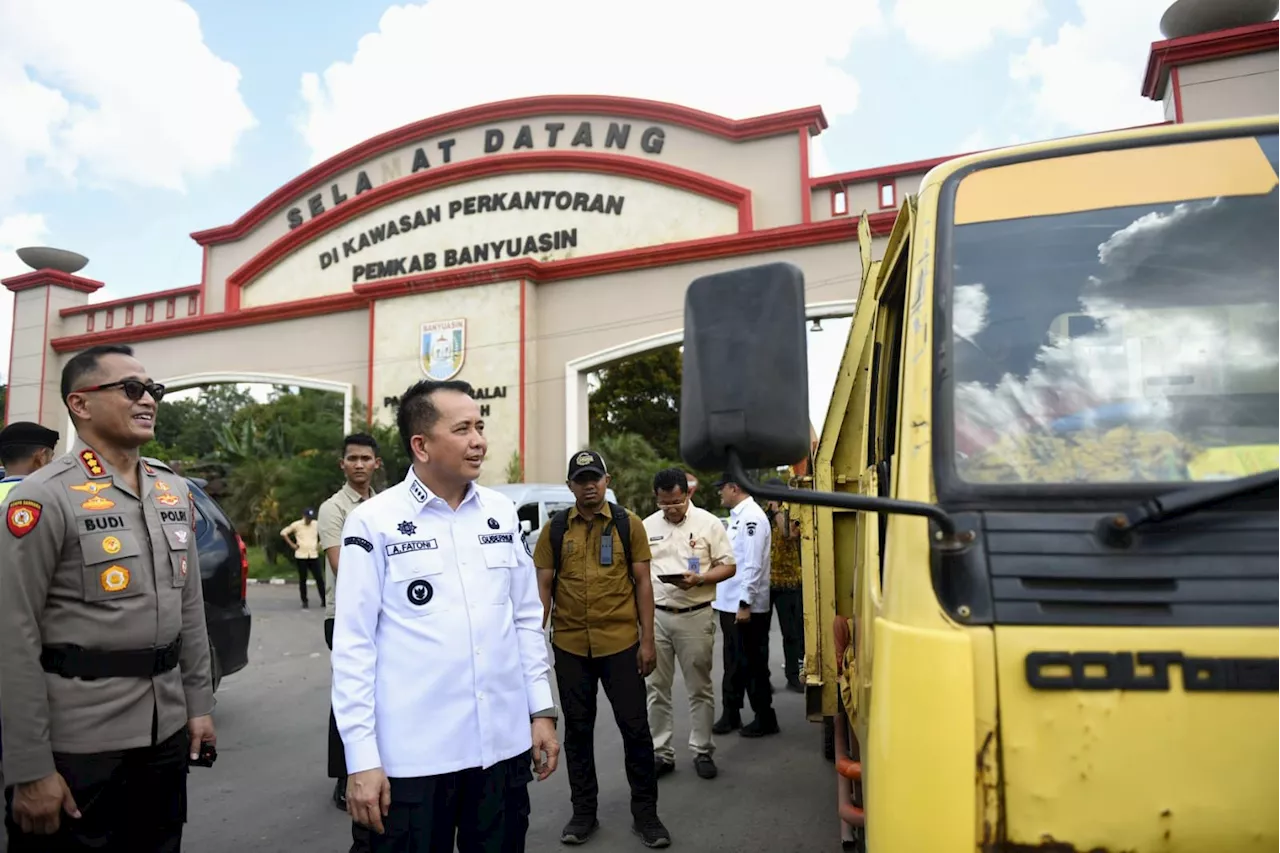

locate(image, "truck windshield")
(946, 131), (1279, 486)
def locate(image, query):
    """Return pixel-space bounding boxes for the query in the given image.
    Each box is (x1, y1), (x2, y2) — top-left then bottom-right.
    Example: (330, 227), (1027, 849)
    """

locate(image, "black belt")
(656, 601), (712, 615)
(40, 636), (183, 681)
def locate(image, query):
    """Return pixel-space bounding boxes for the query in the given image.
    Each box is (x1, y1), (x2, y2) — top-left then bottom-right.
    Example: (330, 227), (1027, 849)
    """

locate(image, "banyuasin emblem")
(420, 319), (466, 381)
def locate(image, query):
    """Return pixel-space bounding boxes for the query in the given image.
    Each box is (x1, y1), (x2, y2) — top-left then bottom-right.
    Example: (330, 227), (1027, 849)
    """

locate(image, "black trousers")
(771, 587), (805, 682)
(297, 556), (326, 605)
(718, 610), (774, 717)
(553, 643), (658, 821)
(371, 752), (532, 853)
(5, 726), (187, 853)
(326, 617), (374, 853)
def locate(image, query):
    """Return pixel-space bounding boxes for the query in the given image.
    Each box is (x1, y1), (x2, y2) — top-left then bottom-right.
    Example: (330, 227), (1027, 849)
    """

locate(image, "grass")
(245, 545), (296, 581)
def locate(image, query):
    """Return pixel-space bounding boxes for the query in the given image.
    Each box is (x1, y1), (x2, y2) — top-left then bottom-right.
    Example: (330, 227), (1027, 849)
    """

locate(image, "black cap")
(712, 474), (734, 488)
(567, 449), (608, 479)
(0, 421), (59, 450)
(304, 507), (316, 519)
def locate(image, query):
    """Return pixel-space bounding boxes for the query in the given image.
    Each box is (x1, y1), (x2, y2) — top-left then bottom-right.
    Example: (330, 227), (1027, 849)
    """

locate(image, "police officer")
(0, 422), (60, 502)
(711, 475), (778, 738)
(331, 379), (559, 853)
(0, 344), (217, 852)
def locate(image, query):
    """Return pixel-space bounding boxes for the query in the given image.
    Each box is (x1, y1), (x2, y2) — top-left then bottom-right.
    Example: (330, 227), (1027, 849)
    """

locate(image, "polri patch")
(100, 565), (130, 593)
(344, 536), (373, 552)
(397, 520), (417, 536)
(479, 533), (513, 545)
(385, 539), (438, 557)
(6, 500), (42, 537)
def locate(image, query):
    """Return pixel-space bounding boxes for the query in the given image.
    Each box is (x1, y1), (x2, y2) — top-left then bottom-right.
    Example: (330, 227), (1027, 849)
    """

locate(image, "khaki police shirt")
(281, 518), (320, 559)
(0, 438), (214, 784)
(533, 503), (651, 658)
(318, 483), (374, 620)
(642, 505), (735, 609)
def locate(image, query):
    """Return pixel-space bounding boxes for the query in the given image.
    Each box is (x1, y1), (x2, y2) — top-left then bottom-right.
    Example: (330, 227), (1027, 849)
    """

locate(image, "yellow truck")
(679, 115), (1279, 852)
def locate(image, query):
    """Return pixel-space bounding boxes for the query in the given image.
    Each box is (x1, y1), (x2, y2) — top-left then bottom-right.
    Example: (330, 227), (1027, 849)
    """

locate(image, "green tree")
(0, 384), (7, 425)
(588, 345), (682, 461)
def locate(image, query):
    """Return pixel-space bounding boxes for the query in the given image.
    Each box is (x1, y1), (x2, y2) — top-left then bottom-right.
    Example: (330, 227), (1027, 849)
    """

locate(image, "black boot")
(740, 710), (780, 738)
(712, 709), (741, 735)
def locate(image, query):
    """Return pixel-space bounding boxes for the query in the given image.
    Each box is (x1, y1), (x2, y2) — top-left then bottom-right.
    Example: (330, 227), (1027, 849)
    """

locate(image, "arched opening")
(564, 300), (855, 463)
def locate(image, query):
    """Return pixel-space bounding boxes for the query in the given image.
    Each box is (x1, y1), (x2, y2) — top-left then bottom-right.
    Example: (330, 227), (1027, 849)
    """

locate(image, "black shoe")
(655, 757), (675, 778)
(332, 777), (347, 810)
(711, 711), (741, 734)
(632, 815), (671, 848)
(786, 678), (805, 693)
(693, 753), (718, 779)
(302, 601), (310, 609)
(561, 815), (599, 845)
(740, 715), (781, 738)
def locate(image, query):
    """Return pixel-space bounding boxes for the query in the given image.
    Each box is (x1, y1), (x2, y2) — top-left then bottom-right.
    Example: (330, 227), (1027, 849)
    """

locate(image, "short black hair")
(652, 467), (690, 494)
(61, 344), (135, 405)
(395, 380), (474, 457)
(341, 432), (379, 456)
(0, 444), (48, 468)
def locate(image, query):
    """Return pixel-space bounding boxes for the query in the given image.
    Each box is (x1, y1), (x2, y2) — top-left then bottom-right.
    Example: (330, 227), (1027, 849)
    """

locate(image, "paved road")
(172, 583), (840, 852)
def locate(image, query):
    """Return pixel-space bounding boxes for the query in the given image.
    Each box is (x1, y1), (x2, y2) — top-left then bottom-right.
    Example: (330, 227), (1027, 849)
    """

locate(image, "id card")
(687, 556), (701, 574)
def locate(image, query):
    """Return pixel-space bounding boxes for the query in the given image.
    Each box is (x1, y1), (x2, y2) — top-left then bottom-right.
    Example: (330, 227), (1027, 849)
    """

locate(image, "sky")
(0, 0), (1187, 429)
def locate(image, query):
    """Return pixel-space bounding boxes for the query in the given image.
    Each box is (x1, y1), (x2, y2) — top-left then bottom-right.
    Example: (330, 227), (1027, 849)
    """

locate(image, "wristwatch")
(739, 600), (750, 610)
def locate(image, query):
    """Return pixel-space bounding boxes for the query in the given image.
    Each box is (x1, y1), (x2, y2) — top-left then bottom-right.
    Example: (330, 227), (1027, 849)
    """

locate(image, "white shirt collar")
(405, 468), (480, 512)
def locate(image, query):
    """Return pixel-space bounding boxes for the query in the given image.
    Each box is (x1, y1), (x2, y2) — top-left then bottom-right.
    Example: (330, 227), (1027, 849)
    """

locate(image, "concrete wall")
(1177, 52), (1279, 123)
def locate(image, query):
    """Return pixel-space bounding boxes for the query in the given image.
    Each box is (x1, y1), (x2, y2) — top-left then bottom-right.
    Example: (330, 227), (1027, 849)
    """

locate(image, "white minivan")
(488, 482), (618, 551)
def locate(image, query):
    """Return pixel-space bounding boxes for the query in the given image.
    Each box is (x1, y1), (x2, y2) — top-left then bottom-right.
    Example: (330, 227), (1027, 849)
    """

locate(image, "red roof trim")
(191, 95), (826, 246)
(224, 150), (755, 310)
(2, 270), (104, 294)
(59, 285), (201, 317)
(1142, 21), (1278, 99)
(51, 213), (892, 353)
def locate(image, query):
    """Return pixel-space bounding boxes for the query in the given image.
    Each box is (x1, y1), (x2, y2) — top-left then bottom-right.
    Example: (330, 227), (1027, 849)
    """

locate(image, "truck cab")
(678, 116), (1279, 851)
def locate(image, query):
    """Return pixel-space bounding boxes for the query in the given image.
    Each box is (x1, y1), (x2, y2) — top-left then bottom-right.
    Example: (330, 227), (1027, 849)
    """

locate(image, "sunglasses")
(73, 379), (166, 403)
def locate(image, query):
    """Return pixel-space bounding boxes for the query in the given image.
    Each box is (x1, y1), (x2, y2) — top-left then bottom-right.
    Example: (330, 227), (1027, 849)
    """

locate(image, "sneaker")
(740, 715), (781, 738)
(693, 753), (717, 780)
(711, 711), (741, 735)
(561, 815), (599, 845)
(632, 815), (672, 848)
(655, 757), (675, 778)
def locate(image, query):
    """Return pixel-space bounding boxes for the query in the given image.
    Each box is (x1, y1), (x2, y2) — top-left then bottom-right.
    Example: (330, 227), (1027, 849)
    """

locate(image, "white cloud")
(0, 213), (52, 384)
(298, 0), (882, 165)
(892, 0), (1046, 60)
(1009, 0), (1168, 135)
(0, 0), (256, 207)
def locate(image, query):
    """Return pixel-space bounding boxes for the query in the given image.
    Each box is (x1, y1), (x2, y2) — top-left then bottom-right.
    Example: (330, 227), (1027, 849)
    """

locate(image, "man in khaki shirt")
(0, 343), (215, 851)
(643, 467), (736, 781)
(316, 432), (379, 850)
(281, 508), (324, 609)
(534, 450), (670, 848)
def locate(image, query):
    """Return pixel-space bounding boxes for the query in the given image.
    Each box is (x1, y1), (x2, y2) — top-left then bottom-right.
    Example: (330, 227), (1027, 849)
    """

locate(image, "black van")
(188, 478), (252, 692)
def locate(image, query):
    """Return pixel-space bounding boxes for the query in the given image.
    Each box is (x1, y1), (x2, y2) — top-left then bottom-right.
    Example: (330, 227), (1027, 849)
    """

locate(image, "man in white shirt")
(711, 475), (779, 738)
(331, 379), (560, 852)
(642, 467), (736, 781)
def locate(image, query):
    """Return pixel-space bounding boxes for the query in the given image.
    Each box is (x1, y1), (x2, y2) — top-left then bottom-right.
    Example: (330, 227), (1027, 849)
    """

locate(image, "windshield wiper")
(1098, 469), (1279, 547)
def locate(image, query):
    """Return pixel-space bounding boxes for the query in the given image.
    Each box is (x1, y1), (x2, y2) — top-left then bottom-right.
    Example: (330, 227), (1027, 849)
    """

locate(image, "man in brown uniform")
(0, 343), (216, 852)
(534, 450), (670, 848)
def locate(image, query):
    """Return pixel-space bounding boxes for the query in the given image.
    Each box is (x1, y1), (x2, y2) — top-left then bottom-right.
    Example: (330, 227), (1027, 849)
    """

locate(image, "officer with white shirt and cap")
(330, 378), (560, 853)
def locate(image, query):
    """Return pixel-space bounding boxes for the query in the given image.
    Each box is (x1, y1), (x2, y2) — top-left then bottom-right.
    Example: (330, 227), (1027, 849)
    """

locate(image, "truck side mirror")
(679, 262), (811, 471)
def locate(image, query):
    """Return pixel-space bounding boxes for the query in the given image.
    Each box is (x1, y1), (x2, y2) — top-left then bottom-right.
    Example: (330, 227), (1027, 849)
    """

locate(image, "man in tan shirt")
(280, 508), (323, 609)
(643, 467), (736, 781)
(316, 432), (380, 851)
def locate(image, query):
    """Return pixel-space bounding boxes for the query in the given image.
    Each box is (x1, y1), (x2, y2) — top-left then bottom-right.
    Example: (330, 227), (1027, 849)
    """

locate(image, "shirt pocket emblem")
(79, 529), (144, 602)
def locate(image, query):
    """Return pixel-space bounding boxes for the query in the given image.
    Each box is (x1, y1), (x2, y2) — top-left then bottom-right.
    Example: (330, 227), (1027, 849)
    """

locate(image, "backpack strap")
(609, 502), (634, 577)
(548, 508), (570, 610)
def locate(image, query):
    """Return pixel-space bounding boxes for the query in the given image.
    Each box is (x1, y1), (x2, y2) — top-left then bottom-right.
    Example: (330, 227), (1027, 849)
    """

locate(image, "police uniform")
(0, 438), (214, 852)
(711, 487), (777, 736)
(331, 468), (553, 853)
